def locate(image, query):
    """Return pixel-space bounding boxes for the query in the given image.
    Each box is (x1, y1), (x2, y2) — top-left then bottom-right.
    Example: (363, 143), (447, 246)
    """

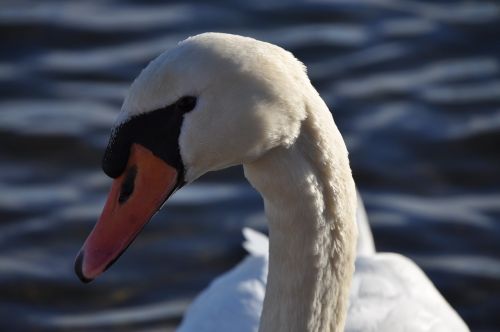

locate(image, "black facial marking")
(102, 96), (197, 180)
(118, 166), (137, 204)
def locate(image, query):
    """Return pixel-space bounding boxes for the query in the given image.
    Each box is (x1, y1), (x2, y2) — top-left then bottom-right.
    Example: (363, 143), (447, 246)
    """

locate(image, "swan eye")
(176, 96), (197, 113)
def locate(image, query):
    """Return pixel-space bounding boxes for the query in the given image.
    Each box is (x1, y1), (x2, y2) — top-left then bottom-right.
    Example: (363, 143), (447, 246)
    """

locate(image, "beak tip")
(74, 251), (94, 284)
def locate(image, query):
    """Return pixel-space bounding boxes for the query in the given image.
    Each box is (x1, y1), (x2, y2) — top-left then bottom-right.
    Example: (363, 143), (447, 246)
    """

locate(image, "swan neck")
(243, 104), (358, 332)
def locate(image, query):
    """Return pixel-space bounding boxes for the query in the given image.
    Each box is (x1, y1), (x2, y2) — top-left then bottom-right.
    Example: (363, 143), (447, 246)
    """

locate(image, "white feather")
(179, 196), (468, 332)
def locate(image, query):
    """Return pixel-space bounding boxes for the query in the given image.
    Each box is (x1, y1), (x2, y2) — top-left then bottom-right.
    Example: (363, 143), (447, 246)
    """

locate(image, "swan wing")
(177, 230), (267, 332)
(346, 253), (469, 332)
(242, 227), (269, 257)
(356, 190), (376, 256)
(178, 198), (468, 332)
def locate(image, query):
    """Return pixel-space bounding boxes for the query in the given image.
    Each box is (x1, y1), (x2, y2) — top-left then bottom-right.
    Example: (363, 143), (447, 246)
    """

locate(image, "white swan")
(75, 33), (469, 332)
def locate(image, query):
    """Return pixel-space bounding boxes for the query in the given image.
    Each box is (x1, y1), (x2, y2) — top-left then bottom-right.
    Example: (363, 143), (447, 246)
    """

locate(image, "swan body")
(179, 215), (469, 332)
(75, 33), (469, 332)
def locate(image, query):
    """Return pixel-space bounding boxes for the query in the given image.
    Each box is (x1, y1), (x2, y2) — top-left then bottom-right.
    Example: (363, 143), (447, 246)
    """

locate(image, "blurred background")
(1, 0), (499, 331)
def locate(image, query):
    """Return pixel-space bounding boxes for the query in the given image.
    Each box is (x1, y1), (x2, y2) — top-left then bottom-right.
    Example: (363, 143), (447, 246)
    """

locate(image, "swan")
(74, 33), (469, 332)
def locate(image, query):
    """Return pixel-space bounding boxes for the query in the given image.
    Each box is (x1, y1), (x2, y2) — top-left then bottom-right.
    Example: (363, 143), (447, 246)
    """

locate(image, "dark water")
(1, 0), (499, 331)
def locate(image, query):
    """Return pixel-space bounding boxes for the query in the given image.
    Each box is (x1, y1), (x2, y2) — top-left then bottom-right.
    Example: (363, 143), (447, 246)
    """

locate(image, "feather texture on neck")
(243, 94), (357, 332)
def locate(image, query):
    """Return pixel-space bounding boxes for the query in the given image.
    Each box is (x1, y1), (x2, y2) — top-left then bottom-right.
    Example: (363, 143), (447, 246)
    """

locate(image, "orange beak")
(75, 143), (180, 282)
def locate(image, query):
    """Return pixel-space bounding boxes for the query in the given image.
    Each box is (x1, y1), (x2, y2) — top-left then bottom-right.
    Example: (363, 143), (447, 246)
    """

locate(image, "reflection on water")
(1, 0), (499, 330)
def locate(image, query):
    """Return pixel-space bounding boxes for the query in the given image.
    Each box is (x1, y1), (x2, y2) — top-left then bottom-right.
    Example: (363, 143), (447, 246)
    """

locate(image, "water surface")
(1, 0), (499, 330)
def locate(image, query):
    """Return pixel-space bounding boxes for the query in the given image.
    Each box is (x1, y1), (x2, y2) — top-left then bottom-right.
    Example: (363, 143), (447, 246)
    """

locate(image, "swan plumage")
(75, 32), (469, 332)
(178, 196), (468, 332)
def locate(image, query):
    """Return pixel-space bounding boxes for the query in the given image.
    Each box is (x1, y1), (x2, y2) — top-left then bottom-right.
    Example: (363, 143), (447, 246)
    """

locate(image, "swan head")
(75, 33), (310, 282)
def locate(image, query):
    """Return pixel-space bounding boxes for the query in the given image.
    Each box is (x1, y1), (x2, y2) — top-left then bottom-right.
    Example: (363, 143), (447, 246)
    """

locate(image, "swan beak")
(75, 143), (180, 283)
